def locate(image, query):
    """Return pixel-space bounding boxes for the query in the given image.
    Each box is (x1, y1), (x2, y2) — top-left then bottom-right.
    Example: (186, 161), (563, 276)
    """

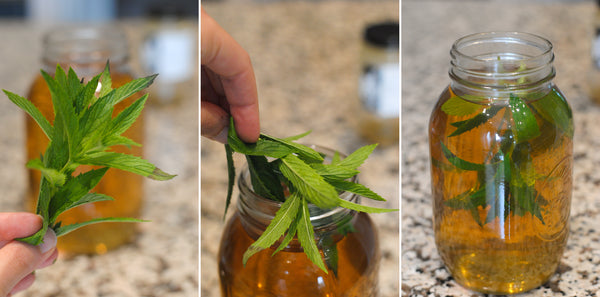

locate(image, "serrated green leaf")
(508, 94), (540, 143)
(337, 198), (397, 213)
(530, 88), (573, 137)
(279, 154), (339, 209)
(3, 90), (54, 140)
(26, 159), (67, 188)
(107, 94), (148, 136)
(261, 134), (323, 162)
(282, 130), (312, 141)
(297, 197), (328, 273)
(48, 167), (109, 222)
(310, 163), (359, 181)
(66, 193), (114, 210)
(98, 62), (113, 98)
(273, 209), (301, 254)
(79, 152), (175, 180)
(319, 235), (339, 277)
(336, 144), (377, 170)
(227, 119), (294, 158)
(441, 94), (483, 116)
(109, 74), (157, 107)
(224, 144), (235, 218)
(440, 142), (486, 171)
(242, 192), (302, 264)
(325, 179), (385, 201)
(102, 135), (141, 148)
(449, 105), (503, 137)
(53, 217), (147, 237)
(246, 155), (285, 201)
(75, 73), (101, 114)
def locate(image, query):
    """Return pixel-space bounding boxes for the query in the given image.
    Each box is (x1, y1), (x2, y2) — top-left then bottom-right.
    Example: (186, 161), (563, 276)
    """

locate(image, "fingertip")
(8, 272), (35, 296)
(38, 229), (56, 255)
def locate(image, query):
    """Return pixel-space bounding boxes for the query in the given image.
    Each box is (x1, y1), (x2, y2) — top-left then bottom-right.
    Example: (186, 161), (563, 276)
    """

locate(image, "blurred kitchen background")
(0, 0), (198, 296)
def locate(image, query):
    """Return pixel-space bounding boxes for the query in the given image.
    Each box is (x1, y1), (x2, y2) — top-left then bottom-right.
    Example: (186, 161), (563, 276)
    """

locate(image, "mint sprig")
(225, 118), (395, 274)
(4, 64), (175, 245)
(437, 92), (566, 225)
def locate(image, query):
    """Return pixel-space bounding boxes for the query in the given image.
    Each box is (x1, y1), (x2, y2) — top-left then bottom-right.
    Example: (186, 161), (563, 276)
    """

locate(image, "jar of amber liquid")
(429, 32), (573, 294)
(218, 146), (380, 297)
(26, 26), (145, 255)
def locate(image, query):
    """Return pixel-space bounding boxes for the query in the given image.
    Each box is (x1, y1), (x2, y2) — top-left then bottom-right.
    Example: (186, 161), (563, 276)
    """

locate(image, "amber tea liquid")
(26, 71), (145, 255)
(429, 86), (572, 294)
(218, 212), (380, 297)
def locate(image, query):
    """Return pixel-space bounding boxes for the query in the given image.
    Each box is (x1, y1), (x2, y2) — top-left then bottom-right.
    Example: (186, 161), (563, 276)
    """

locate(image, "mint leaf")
(530, 88), (573, 137)
(25, 159), (67, 188)
(278, 154), (339, 209)
(336, 143), (377, 169)
(297, 197), (327, 273)
(508, 94), (540, 143)
(242, 192), (302, 265)
(441, 94), (483, 116)
(325, 179), (385, 201)
(224, 144), (235, 218)
(54, 217), (148, 237)
(440, 142), (486, 171)
(337, 198), (397, 213)
(3, 90), (54, 140)
(449, 105), (503, 137)
(246, 155), (285, 201)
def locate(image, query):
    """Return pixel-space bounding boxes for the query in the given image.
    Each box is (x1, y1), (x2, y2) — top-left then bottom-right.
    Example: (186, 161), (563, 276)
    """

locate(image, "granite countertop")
(0, 20), (199, 296)
(200, 2), (400, 297)
(402, 1), (600, 296)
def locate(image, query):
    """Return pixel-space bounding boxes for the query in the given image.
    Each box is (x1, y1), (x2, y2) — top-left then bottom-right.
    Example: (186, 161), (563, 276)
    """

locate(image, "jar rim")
(42, 24), (129, 71)
(451, 31), (553, 64)
(449, 31), (556, 97)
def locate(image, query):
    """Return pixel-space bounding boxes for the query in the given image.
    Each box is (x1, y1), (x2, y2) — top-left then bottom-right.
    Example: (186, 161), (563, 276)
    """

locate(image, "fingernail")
(38, 229), (57, 254)
(213, 127), (228, 144)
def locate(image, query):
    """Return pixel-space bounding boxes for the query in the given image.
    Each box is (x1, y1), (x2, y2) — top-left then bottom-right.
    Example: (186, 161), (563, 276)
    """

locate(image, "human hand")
(201, 7), (260, 144)
(0, 213), (58, 297)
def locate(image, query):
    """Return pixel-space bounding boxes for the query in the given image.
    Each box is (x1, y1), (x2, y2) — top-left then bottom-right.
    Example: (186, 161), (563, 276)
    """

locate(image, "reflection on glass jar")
(26, 26), (145, 255)
(218, 146), (380, 297)
(429, 32), (573, 294)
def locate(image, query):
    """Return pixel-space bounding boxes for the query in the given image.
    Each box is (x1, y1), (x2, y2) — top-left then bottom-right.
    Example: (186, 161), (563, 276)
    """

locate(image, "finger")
(201, 101), (230, 144)
(37, 248), (59, 270)
(201, 8), (260, 143)
(0, 213), (42, 245)
(8, 273), (35, 296)
(0, 229), (56, 297)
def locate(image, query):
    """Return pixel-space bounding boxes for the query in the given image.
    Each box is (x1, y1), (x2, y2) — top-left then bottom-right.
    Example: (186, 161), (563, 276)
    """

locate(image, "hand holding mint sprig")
(3, 63), (175, 246)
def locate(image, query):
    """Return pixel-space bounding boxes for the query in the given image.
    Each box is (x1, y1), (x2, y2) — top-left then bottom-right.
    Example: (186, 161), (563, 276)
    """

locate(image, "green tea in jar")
(429, 32), (573, 295)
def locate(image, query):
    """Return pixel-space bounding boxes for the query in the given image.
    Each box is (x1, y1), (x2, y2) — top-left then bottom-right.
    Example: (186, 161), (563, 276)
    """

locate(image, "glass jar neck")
(236, 146), (360, 244)
(42, 25), (130, 77)
(449, 32), (555, 101)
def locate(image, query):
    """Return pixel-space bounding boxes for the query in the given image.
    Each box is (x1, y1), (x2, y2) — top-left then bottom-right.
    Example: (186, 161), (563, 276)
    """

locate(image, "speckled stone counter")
(402, 1), (600, 296)
(201, 2), (399, 297)
(0, 20), (198, 296)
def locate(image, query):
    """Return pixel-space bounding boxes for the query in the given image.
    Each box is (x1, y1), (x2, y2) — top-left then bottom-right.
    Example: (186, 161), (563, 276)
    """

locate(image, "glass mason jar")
(218, 146), (380, 297)
(357, 22), (399, 146)
(428, 32), (574, 294)
(26, 26), (145, 255)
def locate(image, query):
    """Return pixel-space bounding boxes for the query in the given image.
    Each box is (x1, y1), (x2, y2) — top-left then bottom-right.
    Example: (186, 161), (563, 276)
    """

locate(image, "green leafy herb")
(438, 92), (562, 225)
(225, 118), (395, 274)
(4, 64), (175, 245)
